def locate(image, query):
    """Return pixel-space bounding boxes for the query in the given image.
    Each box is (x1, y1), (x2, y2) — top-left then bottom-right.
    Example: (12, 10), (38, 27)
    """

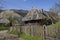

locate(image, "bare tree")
(49, 2), (60, 14)
(49, 2), (60, 22)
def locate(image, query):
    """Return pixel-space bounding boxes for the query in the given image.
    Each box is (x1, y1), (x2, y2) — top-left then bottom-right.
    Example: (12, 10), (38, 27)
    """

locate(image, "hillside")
(10, 9), (28, 17)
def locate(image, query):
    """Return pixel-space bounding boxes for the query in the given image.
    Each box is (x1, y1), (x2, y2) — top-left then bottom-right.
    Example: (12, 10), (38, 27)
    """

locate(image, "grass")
(8, 30), (18, 35)
(20, 34), (42, 40)
(47, 21), (60, 37)
(8, 30), (42, 40)
(8, 30), (22, 37)
(0, 26), (8, 31)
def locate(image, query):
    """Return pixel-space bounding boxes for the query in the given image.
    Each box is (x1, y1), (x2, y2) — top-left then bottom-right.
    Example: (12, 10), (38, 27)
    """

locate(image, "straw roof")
(22, 7), (46, 21)
(43, 11), (58, 20)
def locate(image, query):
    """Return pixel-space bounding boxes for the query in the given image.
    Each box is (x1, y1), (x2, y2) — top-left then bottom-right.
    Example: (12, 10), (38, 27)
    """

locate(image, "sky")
(3, 0), (60, 10)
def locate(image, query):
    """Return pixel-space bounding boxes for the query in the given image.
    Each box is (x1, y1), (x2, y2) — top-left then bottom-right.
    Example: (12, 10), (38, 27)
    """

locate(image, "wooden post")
(30, 23), (31, 35)
(43, 25), (46, 40)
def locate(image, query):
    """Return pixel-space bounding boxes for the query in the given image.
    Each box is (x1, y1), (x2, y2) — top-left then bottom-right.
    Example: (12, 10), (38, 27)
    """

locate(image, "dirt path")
(0, 30), (8, 33)
(0, 30), (24, 40)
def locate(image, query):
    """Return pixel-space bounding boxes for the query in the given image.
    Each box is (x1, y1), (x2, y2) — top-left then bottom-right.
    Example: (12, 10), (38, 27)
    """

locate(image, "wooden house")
(21, 7), (53, 40)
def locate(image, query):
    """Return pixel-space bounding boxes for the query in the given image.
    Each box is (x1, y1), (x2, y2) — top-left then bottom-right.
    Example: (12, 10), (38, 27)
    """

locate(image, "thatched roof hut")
(42, 11), (58, 23)
(22, 8), (58, 25)
(22, 7), (46, 21)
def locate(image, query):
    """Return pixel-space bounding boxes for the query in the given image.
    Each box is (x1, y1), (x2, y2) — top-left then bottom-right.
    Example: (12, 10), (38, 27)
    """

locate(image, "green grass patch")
(47, 21), (60, 36)
(20, 34), (42, 40)
(0, 26), (8, 31)
(8, 30), (21, 37)
(8, 30), (42, 40)
(8, 30), (21, 34)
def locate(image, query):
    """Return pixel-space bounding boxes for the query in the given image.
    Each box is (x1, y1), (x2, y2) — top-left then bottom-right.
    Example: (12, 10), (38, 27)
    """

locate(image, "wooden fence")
(21, 23), (44, 40)
(9, 23), (60, 40)
(45, 25), (60, 40)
